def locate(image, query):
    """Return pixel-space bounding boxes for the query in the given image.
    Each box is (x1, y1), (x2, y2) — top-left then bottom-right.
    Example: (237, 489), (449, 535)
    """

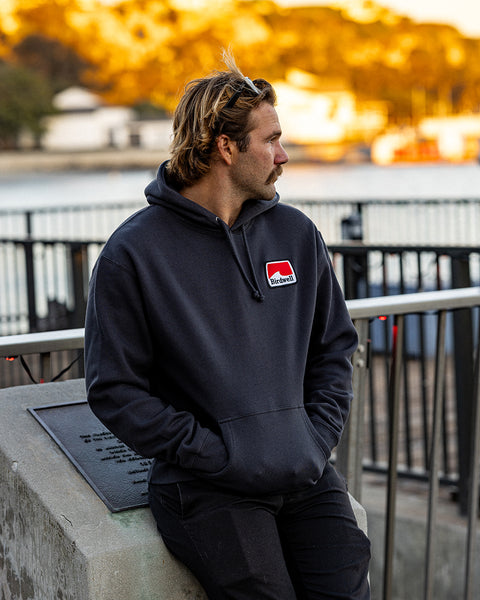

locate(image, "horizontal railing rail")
(0, 327), (85, 356)
(1, 237), (479, 336)
(1, 287), (479, 600)
(347, 286), (480, 317)
(1, 196), (480, 245)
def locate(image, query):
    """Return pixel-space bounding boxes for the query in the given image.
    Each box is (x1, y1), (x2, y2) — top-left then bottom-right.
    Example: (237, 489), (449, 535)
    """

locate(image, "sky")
(277, 0), (480, 38)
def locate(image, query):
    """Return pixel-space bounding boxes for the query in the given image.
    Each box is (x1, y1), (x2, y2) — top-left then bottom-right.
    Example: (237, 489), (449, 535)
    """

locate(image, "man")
(84, 54), (370, 599)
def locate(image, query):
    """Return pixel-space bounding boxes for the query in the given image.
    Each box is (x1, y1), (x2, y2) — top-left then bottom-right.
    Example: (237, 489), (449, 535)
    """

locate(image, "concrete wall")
(0, 379), (207, 600)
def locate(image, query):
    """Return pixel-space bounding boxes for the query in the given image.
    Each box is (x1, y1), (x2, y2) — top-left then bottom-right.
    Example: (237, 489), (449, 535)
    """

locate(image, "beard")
(265, 166), (283, 186)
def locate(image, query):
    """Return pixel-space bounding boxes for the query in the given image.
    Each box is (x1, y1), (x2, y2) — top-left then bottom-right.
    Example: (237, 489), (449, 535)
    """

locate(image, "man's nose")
(276, 142), (289, 165)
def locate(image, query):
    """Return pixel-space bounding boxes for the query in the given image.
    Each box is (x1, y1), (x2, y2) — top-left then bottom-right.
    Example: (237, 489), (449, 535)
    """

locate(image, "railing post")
(337, 318), (369, 501)
(70, 243), (89, 329)
(40, 352), (52, 383)
(342, 248), (368, 300)
(451, 253), (474, 515)
(424, 310), (447, 600)
(341, 206), (366, 300)
(25, 210), (33, 237)
(464, 314), (480, 600)
(24, 240), (38, 332)
(383, 314), (404, 600)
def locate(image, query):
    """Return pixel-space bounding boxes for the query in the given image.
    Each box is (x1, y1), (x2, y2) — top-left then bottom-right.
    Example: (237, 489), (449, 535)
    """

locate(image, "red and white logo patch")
(265, 260), (297, 288)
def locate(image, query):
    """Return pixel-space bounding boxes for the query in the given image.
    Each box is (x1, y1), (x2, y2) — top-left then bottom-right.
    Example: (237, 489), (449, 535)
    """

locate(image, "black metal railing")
(0, 239), (103, 336)
(2, 197), (480, 245)
(1, 235), (479, 503)
(1, 199), (480, 520)
(2, 288), (479, 600)
(1, 238), (479, 337)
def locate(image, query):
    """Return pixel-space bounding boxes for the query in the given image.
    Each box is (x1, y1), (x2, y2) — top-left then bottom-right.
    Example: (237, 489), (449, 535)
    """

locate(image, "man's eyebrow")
(266, 129), (282, 140)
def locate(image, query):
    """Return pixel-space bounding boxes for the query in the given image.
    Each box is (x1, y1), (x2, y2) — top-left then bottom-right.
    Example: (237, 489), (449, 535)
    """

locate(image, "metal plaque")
(28, 400), (153, 513)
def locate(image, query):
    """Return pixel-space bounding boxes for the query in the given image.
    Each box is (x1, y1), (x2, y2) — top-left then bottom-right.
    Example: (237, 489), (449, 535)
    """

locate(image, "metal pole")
(451, 254), (473, 515)
(40, 351), (52, 384)
(337, 317), (369, 501)
(424, 310), (447, 600)
(383, 314), (404, 600)
(70, 243), (88, 328)
(24, 241), (37, 332)
(464, 313), (480, 600)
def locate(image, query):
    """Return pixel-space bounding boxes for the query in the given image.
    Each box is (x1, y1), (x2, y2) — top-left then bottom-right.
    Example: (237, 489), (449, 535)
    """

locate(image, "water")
(276, 161), (480, 201)
(0, 169), (153, 211)
(1, 161), (480, 211)
(1, 161), (480, 245)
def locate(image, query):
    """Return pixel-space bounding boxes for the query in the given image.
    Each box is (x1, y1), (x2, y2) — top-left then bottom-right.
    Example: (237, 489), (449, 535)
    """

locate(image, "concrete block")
(0, 379), (206, 600)
(349, 493), (368, 534)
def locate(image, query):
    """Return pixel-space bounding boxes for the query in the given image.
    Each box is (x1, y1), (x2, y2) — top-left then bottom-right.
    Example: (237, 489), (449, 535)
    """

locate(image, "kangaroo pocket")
(204, 406), (327, 495)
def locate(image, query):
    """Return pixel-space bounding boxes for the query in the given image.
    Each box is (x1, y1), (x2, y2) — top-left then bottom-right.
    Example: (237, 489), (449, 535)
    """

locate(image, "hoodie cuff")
(191, 430), (228, 474)
(309, 417), (338, 461)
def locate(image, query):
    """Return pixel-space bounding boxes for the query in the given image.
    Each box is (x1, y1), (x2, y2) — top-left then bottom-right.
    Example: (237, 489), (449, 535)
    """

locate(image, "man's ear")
(216, 134), (235, 165)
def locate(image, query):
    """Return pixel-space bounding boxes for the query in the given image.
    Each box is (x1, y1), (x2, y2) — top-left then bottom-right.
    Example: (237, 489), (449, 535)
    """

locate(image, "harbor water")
(1, 160), (480, 245)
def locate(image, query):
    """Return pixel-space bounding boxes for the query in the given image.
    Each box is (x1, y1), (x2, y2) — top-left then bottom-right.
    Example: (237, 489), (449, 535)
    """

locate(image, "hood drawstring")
(217, 219), (265, 303)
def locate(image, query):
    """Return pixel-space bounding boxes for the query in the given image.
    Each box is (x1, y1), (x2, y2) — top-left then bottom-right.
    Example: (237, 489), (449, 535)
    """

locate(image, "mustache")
(265, 166), (283, 185)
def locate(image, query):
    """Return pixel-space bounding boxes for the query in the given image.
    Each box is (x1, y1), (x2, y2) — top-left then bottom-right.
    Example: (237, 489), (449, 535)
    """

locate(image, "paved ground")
(0, 146), (311, 173)
(0, 148), (169, 173)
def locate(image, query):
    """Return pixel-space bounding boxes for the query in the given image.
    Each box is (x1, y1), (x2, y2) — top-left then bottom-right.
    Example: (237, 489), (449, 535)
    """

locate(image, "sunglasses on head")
(225, 77), (261, 109)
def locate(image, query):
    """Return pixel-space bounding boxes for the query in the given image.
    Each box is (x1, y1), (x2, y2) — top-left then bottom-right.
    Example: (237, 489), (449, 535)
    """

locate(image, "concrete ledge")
(0, 379), (206, 600)
(0, 379), (367, 600)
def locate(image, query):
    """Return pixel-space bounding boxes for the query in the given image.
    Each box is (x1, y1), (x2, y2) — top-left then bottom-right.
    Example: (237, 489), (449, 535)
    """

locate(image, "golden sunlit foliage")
(1, 0), (480, 119)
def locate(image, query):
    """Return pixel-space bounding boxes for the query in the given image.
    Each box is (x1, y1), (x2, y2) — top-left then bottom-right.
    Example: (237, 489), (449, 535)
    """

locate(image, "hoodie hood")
(144, 161), (280, 302)
(144, 161), (279, 232)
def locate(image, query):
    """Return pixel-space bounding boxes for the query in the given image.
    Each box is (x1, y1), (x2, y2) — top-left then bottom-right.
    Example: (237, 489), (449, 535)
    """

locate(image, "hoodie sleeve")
(84, 254), (227, 474)
(303, 232), (358, 461)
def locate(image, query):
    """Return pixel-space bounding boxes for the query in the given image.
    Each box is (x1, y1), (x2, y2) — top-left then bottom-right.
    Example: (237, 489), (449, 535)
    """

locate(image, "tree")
(0, 62), (55, 149)
(13, 34), (92, 93)
(2, 0), (480, 121)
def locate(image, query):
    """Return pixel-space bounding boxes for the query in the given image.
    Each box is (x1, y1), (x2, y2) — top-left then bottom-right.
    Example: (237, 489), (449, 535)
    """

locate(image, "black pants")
(148, 462), (371, 600)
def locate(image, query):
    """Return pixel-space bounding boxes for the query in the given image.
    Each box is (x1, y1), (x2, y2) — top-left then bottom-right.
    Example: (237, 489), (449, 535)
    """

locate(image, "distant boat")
(393, 139), (440, 163)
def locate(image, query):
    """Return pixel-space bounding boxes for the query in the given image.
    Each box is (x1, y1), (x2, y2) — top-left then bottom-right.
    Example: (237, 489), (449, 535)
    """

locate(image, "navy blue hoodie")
(84, 161), (358, 495)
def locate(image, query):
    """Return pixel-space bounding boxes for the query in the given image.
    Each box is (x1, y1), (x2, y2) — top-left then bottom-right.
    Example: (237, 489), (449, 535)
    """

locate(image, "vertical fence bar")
(24, 241), (37, 332)
(451, 255), (474, 514)
(368, 362), (378, 464)
(464, 312), (480, 600)
(424, 309), (447, 600)
(383, 314), (404, 600)
(70, 243), (89, 328)
(419, 311), (429, 471)
(40, 351), (52, 384)
(337, 317), (369, 501)
(25, 210), (33, 237)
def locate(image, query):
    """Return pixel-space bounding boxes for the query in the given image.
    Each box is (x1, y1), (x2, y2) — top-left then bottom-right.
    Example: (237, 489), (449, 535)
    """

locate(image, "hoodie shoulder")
(269, 201), (319, 232)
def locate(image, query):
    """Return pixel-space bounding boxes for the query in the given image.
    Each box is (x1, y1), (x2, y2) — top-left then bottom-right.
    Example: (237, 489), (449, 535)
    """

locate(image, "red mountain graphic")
(267, 261), (293, 278)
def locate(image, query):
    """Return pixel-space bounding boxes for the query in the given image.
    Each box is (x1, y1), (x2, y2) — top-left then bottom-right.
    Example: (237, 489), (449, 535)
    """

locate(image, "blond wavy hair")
(166, 51), (276, 188)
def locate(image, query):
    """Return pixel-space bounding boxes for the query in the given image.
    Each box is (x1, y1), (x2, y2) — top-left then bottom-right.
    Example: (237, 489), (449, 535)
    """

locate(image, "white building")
(418, 115), (480, 161)
(39, 87), (135, 151)
(274, 69), (388, 146)
(20, 87), (172, 152)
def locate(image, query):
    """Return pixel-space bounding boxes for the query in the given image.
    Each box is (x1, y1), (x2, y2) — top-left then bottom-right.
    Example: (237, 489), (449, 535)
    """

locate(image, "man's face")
(230, 102), (289, 202)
